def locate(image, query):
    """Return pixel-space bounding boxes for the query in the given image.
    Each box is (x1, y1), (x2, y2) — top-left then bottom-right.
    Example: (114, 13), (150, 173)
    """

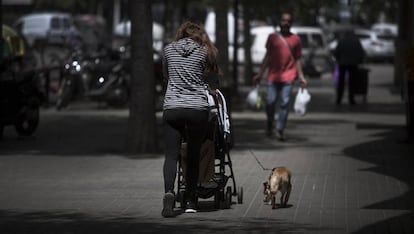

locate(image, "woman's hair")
(175, 20), (219, 74)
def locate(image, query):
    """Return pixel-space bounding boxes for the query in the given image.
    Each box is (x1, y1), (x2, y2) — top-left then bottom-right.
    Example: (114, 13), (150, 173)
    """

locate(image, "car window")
(310, 34), (324, 47)
(24, 17), (49, 30)
(14, 22), (23, 33)
(63, 18), (71, 29)
(355, 34), (370, 39)
(50, 17), (61, 29)
(298, 34), (309, 48)
(377, 34), (395, 40)
(251, 34), (257, 46)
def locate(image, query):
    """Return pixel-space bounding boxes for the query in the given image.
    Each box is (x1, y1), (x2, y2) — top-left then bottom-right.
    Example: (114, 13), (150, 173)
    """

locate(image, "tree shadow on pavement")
(0, 113), (353, 157)
(302, 92), (405, 115)
(0, 209), (335, 234)
(342, 124), (414, 234)
(0, 114), (165, 159)
(231, 117), (348, 151)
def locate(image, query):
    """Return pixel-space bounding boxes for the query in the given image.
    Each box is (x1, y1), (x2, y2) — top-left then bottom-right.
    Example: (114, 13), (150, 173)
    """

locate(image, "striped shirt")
(162, 38), (209, 111)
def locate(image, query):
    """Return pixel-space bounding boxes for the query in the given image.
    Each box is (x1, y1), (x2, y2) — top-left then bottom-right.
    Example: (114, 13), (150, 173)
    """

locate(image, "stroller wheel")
(226, 186), (232, 194)
(225, 187), (232, 209)
(237, 186), (243, 204)
(214, 190), (222, 209)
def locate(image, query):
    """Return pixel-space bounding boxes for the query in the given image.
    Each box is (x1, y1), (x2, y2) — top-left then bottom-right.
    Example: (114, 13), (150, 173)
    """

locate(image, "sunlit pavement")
(1, 64), (413, 234)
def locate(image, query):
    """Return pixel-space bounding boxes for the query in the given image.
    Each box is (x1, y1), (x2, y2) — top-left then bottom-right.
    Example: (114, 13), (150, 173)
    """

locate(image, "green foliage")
(240, 0), (338, 26)
(31, 0), (398, 25)
(32, 0), (94, 13)
(358, 0), (398, 23)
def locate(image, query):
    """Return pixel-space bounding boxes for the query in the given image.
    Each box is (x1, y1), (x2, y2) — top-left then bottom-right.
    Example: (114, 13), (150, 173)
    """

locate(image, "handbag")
(294, 87), (311, 116)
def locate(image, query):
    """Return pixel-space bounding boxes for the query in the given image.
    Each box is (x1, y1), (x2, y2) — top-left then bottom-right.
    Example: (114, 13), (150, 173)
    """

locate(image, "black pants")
(163, 108), (209, 199)
(337, 65), (358, 104)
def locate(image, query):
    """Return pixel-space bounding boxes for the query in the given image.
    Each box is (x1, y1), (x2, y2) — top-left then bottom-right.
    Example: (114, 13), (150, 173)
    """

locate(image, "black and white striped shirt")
(162, 38), (209, 111)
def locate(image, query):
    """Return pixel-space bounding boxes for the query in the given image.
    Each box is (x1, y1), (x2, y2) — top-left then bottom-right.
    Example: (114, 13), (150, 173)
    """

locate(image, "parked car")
(329, 28), (395, 62)
(250, 25), (333, 76)
(291, 27), (330, 56)
(113, 21), (164, 52)
(13, 12), (80, 47)
(371, 23), (398, 36)
(251, 26), (331, 59)
(355, 29), (395, 62)
(250, 26), (274, 65)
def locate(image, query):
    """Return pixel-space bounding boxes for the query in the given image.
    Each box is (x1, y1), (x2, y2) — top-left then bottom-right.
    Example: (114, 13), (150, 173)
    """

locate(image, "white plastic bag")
(294, 87), (311, 116)
(246, 85), (264, 110)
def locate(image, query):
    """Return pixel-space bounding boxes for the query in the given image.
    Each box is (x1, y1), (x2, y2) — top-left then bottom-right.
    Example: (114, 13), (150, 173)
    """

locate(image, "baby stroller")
(176, 89), (243, 209)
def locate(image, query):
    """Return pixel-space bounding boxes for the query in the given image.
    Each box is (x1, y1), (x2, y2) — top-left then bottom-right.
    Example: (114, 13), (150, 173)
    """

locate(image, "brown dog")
(263, 167), (292, 209)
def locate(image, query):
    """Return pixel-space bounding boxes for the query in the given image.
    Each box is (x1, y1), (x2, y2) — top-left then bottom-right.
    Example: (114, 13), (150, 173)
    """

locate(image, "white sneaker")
(185, 208), (197, 213)
(184, 201), (197, 213)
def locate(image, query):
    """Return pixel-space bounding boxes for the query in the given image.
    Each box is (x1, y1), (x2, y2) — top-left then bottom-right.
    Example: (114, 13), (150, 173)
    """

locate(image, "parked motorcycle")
(55, 44), (164, 109)
(55, 49), (103, 110)
(87, 50), (165, 108)
(87, 58), (130, 107)
(0, 60), (44, 138)
(302, 43), (335, 78)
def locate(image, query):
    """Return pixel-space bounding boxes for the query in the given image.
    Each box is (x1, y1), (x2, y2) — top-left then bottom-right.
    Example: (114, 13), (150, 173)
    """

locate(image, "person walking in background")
(161, 21), (220, 217)
(253, 11), (307, 141)
(333, 30), (365, 105)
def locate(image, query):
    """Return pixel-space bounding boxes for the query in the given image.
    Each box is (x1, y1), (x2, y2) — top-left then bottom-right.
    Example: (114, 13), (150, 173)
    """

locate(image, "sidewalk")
(0, 64), (413, 234)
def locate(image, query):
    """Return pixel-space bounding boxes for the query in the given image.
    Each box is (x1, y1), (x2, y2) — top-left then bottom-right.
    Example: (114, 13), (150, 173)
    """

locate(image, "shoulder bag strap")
(275, 32), (294, 59)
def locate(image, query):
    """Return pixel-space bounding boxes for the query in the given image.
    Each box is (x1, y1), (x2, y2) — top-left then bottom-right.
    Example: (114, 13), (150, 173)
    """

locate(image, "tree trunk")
(163, 0), (176, 44)
(163, 0), (186, 44)
(126, 0), (158, 153)
(214, 1), (230, 88)
(0, 0), (2, 67)
(242, 2), (253, 85)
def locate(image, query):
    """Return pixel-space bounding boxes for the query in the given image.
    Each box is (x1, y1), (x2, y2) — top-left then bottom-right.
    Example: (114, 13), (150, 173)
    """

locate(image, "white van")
(250, 25), (333, 76)
(113, 21), (164, 52)
(250, 26), (274, 64)
(371, 23), (398, 36)
(14, 13), (79, 46)
(291, 26), (330, 57)
(251, 26), (331, 63)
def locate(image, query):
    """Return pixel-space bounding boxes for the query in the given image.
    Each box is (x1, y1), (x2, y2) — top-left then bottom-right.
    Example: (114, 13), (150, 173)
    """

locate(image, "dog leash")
(248, 149), (272, 171)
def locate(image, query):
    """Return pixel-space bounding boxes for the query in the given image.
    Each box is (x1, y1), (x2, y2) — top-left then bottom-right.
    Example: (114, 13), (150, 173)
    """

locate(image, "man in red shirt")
(253, 11), (307, 140)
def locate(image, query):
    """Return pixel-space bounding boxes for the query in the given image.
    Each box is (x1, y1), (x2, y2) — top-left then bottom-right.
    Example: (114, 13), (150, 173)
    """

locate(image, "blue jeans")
(266, 81), (293, 131)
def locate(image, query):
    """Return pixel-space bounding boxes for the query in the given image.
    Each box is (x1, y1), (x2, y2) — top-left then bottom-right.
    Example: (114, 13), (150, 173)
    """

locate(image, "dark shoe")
(266, 129), (275, 138)
(161, 192), (175, 217)
(184, 200), (197, 213)
(277, 129), (285, 141)
(266, 121), (274, 138)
